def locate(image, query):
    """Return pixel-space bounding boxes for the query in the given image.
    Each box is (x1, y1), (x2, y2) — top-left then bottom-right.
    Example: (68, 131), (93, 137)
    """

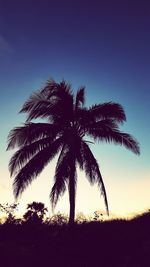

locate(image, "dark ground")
(0, 212), (150, 267)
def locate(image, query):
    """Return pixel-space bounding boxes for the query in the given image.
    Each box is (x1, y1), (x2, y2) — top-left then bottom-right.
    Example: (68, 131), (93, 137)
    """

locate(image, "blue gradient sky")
(0, 0), (150, 218)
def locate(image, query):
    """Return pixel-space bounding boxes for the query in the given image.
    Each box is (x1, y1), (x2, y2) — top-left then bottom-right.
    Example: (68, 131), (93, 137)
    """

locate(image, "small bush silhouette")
(23, 201), (48, 224)
(0, 203), (19, 224)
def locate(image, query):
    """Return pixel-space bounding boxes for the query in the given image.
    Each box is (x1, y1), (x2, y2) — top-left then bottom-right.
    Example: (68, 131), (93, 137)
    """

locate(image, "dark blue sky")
(1, 0), (149, 147)
(0, 0), (150, 216)
(1, 1), (150, 85)
(0, 1), (150, 108)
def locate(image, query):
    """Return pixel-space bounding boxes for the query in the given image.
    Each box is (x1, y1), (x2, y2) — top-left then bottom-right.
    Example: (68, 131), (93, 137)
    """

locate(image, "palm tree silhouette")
(7, 79), (140, 224)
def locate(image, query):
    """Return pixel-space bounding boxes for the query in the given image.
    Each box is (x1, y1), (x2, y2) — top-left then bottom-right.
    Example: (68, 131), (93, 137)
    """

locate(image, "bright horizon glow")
(1, 141), (149, 219)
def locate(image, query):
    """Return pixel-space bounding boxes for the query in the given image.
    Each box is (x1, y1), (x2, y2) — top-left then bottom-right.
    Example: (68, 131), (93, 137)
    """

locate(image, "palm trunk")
(68, 154), (76, 225)
(69, 175), (75, 225)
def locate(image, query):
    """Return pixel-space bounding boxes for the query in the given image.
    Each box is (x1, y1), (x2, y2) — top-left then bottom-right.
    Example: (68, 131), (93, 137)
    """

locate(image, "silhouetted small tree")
(23, 201), (48, 224)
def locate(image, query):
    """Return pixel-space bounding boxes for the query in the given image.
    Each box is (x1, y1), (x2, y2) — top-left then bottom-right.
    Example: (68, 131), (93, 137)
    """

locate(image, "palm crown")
(7, 79), (140, 224)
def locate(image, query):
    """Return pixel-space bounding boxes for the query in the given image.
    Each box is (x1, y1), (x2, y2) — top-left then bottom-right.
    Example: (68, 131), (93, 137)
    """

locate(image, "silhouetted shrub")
(0, 203), (19, 224)
(23, 201), (48, 225)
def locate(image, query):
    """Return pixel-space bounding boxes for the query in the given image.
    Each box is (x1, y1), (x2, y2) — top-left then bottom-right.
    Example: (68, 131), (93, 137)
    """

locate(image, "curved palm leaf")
(21, 80), (74, 123)
(40, 78), (58, 97)
(89, 102), (126, 123)
(77, 140), (109, 214)
(75, 87), (85, 110)
(9, 137), (56, 176)
(13, 137), (63, 198)
(50, 144), (69, 209)
(86, 119), (140, 154)
(7, 123), (60, 150)
(20, 79), (59, 114)
(25, 100), (62, 122)
(20, 90), (48, 114)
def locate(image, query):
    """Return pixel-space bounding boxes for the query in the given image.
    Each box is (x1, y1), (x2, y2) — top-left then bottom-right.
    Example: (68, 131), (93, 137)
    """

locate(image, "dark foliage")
(0, 211), (150, 267)
(23, 201), (48, 224)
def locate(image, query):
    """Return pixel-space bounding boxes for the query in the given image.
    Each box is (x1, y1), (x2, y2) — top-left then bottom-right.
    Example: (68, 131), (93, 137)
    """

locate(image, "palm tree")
(7, 79), (140, 224)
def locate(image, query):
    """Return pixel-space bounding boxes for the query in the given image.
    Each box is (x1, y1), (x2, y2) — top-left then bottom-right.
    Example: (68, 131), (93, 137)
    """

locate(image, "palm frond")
(50, 143), (75, 209)
(89, 102), (126, 123)
(20, 90), (48, 114)
(20, 80), (74, 123)
(40, 78), (58, 97)
(86, 118), (119, 131)
(13, 137), (63, 199)
(75, 87), (85, 109)
(25, 100), (61, 122)
(77, 140), (109, 214)
(7, 123), (60, 150)
(20, 79), (59, 115)
(73, 107), (88, 131)
(87, 119), (140, 154)
(42, 79), (73, 106)
(9, 137), (54, 176)
(52, 80), (74, 123)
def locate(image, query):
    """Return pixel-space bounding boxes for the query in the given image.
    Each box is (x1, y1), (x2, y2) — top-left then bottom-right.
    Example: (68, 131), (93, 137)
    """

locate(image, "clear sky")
(0, 0), (150, 218)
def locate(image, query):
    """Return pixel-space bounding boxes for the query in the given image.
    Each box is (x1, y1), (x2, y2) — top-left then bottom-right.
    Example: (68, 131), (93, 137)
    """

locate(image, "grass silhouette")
(0, 210), (150, 267)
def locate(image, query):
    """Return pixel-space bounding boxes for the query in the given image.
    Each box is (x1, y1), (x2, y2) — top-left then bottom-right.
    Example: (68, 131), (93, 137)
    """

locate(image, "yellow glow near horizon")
(0, 159), (150, 219)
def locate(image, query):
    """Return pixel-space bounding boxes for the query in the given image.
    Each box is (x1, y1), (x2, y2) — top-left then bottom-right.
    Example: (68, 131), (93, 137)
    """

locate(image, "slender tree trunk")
(68, 155), (76, 225)
(69, 175), (75, 225)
